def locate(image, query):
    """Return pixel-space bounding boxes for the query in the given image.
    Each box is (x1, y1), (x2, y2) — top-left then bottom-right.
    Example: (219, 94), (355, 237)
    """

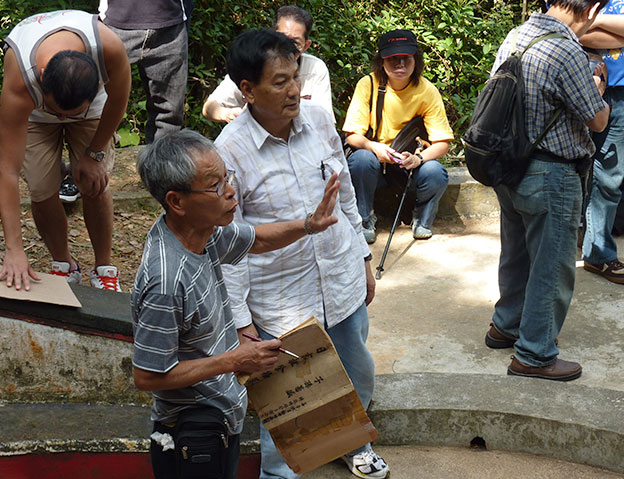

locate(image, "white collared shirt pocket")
(321, 156), (344, 179)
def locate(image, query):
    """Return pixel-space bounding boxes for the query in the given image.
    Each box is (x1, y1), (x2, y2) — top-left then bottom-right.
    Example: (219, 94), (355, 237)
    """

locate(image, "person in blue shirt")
(580, 0), (624, 284)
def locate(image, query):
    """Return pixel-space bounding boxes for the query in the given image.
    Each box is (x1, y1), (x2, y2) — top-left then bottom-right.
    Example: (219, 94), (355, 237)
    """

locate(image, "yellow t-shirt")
(342, 73), (454, 146)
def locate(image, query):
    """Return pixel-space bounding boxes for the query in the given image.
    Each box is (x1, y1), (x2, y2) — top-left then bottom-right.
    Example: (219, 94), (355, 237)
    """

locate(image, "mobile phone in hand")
(387, 150), (403, 163)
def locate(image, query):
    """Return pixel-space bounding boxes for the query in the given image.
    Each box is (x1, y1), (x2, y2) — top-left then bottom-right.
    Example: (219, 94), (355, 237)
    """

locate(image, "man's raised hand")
(307, 172), (340, 233)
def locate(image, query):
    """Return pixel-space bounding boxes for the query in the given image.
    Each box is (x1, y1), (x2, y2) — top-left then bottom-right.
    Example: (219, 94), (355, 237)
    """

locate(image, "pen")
(242, 332), (300, 359)
(320, 161), (326, 180)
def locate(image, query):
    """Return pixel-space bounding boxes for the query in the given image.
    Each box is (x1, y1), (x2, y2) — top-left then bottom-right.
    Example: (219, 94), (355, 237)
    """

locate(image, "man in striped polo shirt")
(132, 129), (339, 479)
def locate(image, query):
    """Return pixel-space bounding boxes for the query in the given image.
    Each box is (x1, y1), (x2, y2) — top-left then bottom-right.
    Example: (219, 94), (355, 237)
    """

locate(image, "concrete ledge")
(0, 402), (259, 456)
(3, 372), (623, 472)
(371, 166), (499, 226)
(0, 284), (133, 339)
(370, 373), (624, 473)
(438, 168), (499, 219)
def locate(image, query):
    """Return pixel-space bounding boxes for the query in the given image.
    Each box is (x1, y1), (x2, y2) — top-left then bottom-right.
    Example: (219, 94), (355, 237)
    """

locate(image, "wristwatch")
(304, 213), (319, 235)
(86, 147), (105, 162)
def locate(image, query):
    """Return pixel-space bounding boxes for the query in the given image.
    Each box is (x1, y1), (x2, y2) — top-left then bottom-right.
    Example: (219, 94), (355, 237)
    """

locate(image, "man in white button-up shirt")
(202, 5), (334, 123)
(215, 29), (389, 479)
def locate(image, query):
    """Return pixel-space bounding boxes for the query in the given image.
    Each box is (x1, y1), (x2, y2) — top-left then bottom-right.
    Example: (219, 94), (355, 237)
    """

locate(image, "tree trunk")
(522, 0), (528, 22)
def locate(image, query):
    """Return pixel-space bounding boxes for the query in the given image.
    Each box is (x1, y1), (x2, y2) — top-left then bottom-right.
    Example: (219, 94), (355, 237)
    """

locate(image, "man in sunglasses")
(0, 9), (131, 292)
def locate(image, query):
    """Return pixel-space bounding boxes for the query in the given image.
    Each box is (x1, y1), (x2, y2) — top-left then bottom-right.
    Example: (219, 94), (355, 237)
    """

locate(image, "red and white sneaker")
(89, 265), (122, 292)
(50, 261), (82, 284)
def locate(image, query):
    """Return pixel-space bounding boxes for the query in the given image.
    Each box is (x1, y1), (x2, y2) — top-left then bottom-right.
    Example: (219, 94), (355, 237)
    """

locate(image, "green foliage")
(0, 0), (544, 160)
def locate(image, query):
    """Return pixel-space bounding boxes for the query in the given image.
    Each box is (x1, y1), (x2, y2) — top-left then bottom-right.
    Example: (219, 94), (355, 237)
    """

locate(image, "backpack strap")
(520, 32), (566, 58)
(530, 106), (564, 154)
(517, 32), (567, 154)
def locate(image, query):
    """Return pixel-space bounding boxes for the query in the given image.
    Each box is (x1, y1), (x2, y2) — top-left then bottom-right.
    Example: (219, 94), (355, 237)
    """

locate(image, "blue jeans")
(109, 23), (187, 143)
(583, 87), (624, 265)
(347, 149), (448, 228)
(256, 302), (375, 479)
(492, 159), (581, 367)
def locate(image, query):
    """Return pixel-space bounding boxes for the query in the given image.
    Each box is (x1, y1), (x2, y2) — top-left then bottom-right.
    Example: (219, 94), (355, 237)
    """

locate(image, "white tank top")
(4, 10), (109, 123)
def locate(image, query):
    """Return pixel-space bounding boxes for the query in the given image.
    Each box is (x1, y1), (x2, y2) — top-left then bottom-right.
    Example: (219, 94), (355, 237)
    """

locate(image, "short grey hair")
(136, 129), (217, 211)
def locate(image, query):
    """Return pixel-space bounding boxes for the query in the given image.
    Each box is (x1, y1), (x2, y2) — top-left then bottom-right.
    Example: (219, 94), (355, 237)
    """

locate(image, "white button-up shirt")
(215, 103), (370, 337)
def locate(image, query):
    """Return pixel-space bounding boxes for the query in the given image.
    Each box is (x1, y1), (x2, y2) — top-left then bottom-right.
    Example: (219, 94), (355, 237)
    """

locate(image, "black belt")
(534, 149), (576, 164)
(534, 150), (592, 176)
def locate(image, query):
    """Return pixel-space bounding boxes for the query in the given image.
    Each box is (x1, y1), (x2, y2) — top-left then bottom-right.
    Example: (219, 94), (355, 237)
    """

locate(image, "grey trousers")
(109, 22), (187, 143)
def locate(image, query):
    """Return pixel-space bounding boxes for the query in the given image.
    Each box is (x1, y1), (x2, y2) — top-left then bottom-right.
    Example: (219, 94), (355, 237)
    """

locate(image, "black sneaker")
(59, 175), (80, 203)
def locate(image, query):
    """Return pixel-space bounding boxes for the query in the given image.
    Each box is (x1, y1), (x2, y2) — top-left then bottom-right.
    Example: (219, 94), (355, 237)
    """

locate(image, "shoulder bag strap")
(373, 80), (386, 141)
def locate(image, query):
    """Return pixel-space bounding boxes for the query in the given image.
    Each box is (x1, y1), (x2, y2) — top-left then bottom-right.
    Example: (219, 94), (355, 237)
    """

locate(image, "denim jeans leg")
(258, 424), (300, 479)
(347, 149), (382, 222)
(256, 327), (301, 479)
(501, 160), (581, 367)
(326, 302), (376, 455)
(140, 23), (188, 143)
(583, 88), (624, 265)
(491, 186), (530, 339)
(410, 160), (449, 228)
(109, 24), (187, 144)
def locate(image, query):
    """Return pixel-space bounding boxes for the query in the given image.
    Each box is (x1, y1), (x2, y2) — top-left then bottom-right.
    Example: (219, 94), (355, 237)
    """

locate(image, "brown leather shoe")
(507, 356), (582, 381)
(584, 259), (624, 284)
(485, 323), (516, 349)
(485, 324), (559, 349)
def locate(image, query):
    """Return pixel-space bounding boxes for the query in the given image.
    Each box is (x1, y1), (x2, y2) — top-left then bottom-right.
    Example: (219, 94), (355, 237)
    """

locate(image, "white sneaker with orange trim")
(89, 265), (121, 292)
(50, 261), (82, 284)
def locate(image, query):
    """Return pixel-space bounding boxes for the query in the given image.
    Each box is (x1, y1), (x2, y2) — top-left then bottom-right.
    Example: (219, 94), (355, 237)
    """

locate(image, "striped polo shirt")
(131, 215), (255, 434)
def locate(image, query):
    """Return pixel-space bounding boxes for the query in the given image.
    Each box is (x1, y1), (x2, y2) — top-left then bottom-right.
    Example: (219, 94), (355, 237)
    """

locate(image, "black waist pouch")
(174, 407), (229, 479)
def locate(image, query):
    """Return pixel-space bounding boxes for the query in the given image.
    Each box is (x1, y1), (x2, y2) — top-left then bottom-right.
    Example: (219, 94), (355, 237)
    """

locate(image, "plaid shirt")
(492, 13), (606, 160)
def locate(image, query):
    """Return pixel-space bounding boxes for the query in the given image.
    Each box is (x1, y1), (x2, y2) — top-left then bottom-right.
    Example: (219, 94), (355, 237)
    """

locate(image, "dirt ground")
(4, 146), (155, 293)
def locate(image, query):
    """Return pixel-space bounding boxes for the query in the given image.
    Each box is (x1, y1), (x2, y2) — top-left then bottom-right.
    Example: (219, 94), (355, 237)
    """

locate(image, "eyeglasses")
(42, 101), (91, 120)
(186, 170), (235, 197)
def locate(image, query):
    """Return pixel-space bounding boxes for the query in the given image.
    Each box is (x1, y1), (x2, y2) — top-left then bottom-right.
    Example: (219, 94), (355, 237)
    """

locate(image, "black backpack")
(462, 32), (565, 187)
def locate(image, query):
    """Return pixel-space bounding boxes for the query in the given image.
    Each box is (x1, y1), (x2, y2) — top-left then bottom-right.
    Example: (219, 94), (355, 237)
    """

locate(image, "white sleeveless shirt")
(4, 10), (109, 123)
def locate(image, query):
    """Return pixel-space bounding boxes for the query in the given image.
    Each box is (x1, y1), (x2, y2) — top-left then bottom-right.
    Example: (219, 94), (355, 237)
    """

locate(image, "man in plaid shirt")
(484, 0), (610, 381)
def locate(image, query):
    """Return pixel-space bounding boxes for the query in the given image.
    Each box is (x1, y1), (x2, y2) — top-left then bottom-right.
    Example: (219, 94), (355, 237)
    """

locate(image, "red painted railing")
(0, 453), (261, 479)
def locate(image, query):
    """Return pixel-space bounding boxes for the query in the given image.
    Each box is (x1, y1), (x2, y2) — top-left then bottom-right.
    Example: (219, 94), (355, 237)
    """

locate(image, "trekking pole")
(375, 170), (414, 280)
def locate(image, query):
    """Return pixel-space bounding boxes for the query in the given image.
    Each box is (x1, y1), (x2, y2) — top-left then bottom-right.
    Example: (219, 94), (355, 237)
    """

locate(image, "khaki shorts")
(23, 119), (115, 202)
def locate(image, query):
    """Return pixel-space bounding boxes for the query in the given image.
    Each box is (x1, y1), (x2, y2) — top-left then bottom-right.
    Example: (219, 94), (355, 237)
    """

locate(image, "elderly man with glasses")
(0, 9), (131, 292)
(133, 129), (339, 479)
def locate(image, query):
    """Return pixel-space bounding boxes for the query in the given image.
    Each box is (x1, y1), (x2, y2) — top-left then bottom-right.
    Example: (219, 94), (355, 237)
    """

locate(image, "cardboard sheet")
(0, 272), (82, 308)
(241, 317), (378, 474)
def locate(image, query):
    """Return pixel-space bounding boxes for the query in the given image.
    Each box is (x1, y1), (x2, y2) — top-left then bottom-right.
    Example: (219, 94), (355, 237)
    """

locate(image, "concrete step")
(305, 445), (624, 479)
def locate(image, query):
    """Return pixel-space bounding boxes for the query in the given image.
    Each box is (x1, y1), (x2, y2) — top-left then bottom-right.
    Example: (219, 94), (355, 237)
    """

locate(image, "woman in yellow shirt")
(343, 29), (454, 243)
